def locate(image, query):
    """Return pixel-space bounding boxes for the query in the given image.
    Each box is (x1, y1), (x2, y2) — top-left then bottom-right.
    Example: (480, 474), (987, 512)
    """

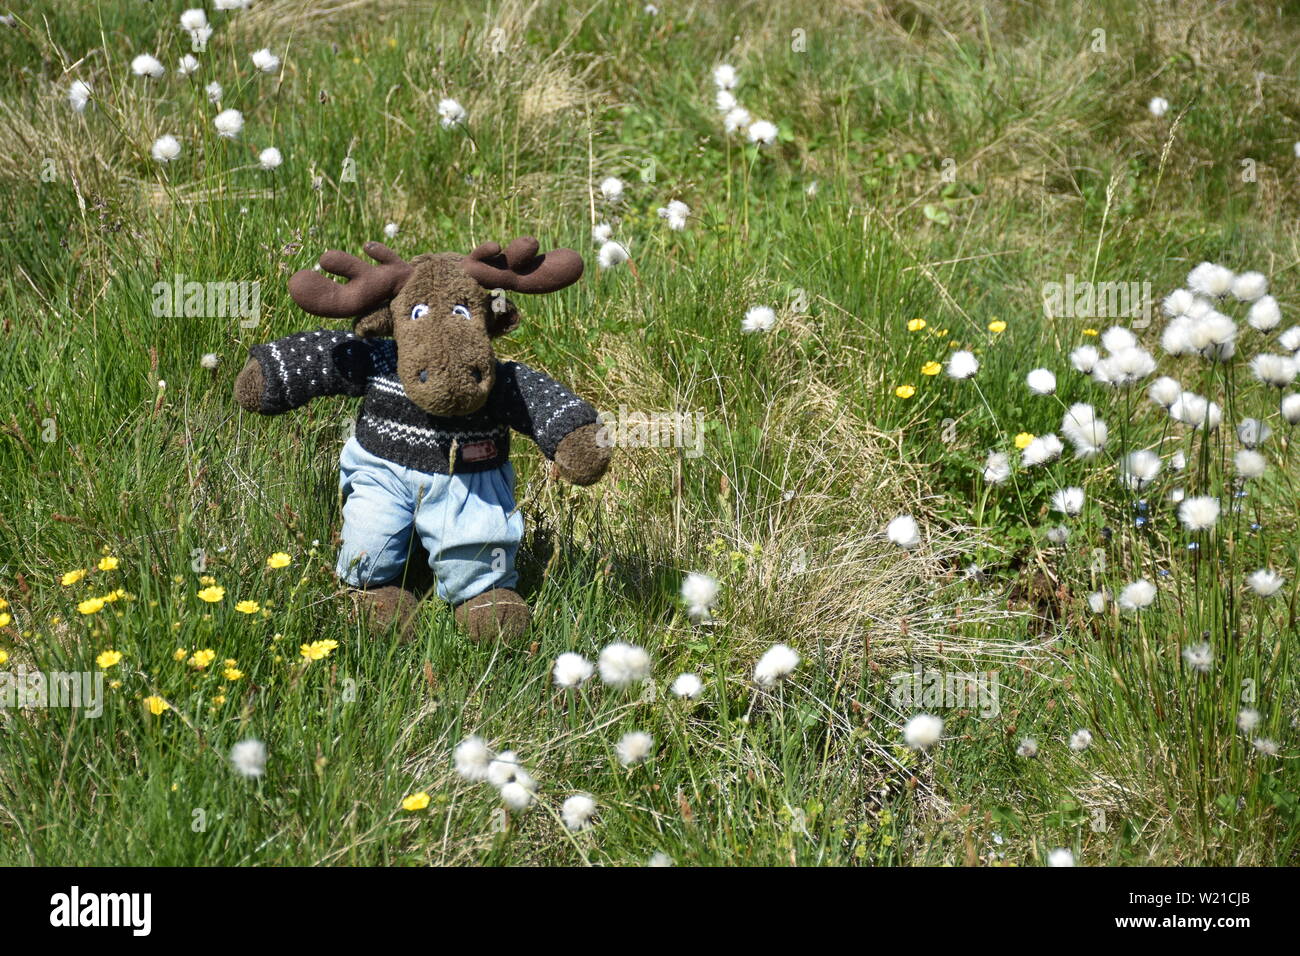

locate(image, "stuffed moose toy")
(234, 237), (611, 642)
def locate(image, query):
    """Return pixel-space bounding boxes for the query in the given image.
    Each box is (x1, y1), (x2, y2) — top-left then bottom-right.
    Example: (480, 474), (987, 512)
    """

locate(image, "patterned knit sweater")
(247, 329), (598, 474)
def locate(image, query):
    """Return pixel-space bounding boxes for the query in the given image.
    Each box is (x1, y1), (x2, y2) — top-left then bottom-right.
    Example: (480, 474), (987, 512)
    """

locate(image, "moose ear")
(485, 294), (519, 338)
(354, 305), (394, 338)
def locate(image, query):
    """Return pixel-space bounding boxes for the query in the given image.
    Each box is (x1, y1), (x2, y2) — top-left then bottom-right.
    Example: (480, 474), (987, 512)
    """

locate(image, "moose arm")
(491, 362), (611, 485)
(234, 329), (373, 415)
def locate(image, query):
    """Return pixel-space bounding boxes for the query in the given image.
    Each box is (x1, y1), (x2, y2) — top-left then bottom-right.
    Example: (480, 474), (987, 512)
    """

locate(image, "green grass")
(1, 0), (1298, 866)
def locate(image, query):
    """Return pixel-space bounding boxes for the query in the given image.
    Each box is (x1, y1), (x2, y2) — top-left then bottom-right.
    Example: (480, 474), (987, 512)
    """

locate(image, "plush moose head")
(286, 237), (583, 417)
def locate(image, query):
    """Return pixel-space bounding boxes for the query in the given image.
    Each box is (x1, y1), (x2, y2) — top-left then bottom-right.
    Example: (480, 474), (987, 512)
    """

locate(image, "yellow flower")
(401, 791), (431, 812)
(101, 590), (121, 604)
(172, 648), (187, 662)
(1082, 328), (1098, 336)
(96, 649), (123, 669)
(199, 575), (216, 586)
(0, 650), (8, 666)
(143, 696), (170, 716)
(267, 552), (292, 569)
(78, 597), (106, 615)
(894, 385), (916, 399)
(0, 598), (8, 609)
(234, 600), (260, 614)
(934, 328), (949, 337)
(300, 639), (340, 662)
(987, 319), (1006, 333)
(98, 556), (119, 571)
(907, 318), (926, 332)
(920, 361), (942, 376)
(211, 694), (227, 706)
(109, 680), (121, 689)
(223, 667), (244, 681)
(1014, 432), (1035, 450)
(197, 585), (225, 603)
(189, 648), (217, 669)
(61, 569), (87, 587)
(0, 613), (10, 628)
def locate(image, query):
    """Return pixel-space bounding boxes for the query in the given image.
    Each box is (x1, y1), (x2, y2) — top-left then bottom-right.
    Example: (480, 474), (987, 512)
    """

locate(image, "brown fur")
(454, 587), (531, 642)
(553, 422), (612, 485)
(234, 358), (265, 412)
(350, 584), (422, 641)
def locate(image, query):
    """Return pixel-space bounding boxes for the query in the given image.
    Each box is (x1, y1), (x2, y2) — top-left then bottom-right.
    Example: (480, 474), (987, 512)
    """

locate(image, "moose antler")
(460, 237), (584, 293)
(288, 241), (413, 318)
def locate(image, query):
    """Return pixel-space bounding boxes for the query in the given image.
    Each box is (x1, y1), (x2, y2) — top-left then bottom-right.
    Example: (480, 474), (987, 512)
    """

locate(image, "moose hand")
(234, 358), (266, 413)
(553, 422), (612, 486)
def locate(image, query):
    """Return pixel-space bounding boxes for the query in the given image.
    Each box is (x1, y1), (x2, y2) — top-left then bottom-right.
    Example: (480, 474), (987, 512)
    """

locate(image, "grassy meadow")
(1, 0), (1299, 865)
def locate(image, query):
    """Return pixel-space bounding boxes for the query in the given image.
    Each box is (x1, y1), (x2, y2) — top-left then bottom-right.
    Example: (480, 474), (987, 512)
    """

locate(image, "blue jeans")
(334, 437), (523, 605)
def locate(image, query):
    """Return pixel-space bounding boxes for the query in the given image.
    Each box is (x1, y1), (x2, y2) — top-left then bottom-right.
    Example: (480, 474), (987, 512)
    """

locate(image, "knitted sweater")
(247, 329), (598, 474)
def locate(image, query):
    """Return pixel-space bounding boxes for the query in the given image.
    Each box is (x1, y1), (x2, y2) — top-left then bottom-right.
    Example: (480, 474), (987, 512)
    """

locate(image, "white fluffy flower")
(1069, 729), (1093, 752)
(591, 222), (613, 245)
(1047, 848), (1075, 867)
(1253, 738), (1279, 756)
(1178, 495), (1220, 531)
(437, 97), (466, 128)
(1101, 326), (1137, 353)
(886, 514), (921, 549)
(1182, 642), (1213, 674)
(1278, 326), (1300, 352)
(598, 642), (651, 687)
(657, 199), (690, 231)
(214, 108), (244, 138)
(1147, 375), (1181, 408)
(947, 350), (979, 379)
(715, 89), (737, 112)
(1094, 346), (1156, 387)
(1237, 708), (1261, 733)
(1161, 316), (1195, 356)
(1248, 295), (1281, 331)
(258, 146), (283, 170)
(1061, 403), (1107, 457)
(1050, 487), (1084, 516)
(500, 781), (534, 810)
(671, 673), (703, 699)
(1147, 96), (1169, 117)
(599, 176), (625, 202)
(179, 9), (208, 31)
(712, 64), (737, 89)
(1026, 368), (1056, 394)
(748, 120), (778, 145)
(616, 731), (654, 766)
(454, 735), (493, 781)
(754, 644), (800, 687)
(553, 652), (595, 688)
(1282, 393), (1300, 425)
(1086, 591), (1108, 614)
(1235, 449), (1267, 479)
(251, 48), (281, 73)
(206, 80), (223, 104)
(151, 134), (181, 163)
(1162, 289), (1195, 317)
(1069, 345), (1100, 373)
(1118, 579), (1156, 611)
(647, 852), (674, 867)
(561, 793), (597, 831)
(383, 222), (399, 239)
(1169, 391), (1221, 430)
(982, 450), (1011, 484)
(1250, 353), (1297, 387)
(904, 713), (943, 750)
(723, 106), (752, 134)
(1045, 525), (1070, 546)
(1017, 738), (1039, 758)
(230, 739), (266, 778)
(1021, 433), (1064, 467)
(200, 352), (221, 370)
(1121, 449), (1162, 489)
(741, 305), (776, 333)
(681, 572), (719, 622)
(177, 54), (201, 76)
(131, 53), (165, 79)
(68, 79), (92, 112)
(1246, 569), (1284, 597)
(1232, 271), (1268, 302)
(486, 750), (524, 788)
(597, 240), (630, 269)
(1187, 261), (1234, 298)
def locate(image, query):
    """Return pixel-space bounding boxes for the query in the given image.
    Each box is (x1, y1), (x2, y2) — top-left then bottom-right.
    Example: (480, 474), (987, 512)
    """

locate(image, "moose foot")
(453, 588), (531, 643)
(349, 584), (421, 641)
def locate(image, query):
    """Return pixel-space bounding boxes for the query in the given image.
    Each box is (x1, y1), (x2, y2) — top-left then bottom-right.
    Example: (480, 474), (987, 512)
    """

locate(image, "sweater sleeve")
(247, 329), (372, 414)
(491, 361), (599, 460)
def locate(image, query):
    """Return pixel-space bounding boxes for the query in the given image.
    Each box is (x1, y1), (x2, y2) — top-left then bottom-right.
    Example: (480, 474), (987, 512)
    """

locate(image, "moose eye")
(451, 304), (472, 321)
(410, 304), (429, 320)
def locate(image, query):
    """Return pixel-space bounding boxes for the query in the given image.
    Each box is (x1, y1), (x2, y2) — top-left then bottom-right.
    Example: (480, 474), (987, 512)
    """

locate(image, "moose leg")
(348, 584), (422, 642)
(454, 588), (531, 643)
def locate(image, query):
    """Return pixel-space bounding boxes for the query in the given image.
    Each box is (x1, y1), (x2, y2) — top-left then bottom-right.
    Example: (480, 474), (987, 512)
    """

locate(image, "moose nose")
(418, 369), (429, 383)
